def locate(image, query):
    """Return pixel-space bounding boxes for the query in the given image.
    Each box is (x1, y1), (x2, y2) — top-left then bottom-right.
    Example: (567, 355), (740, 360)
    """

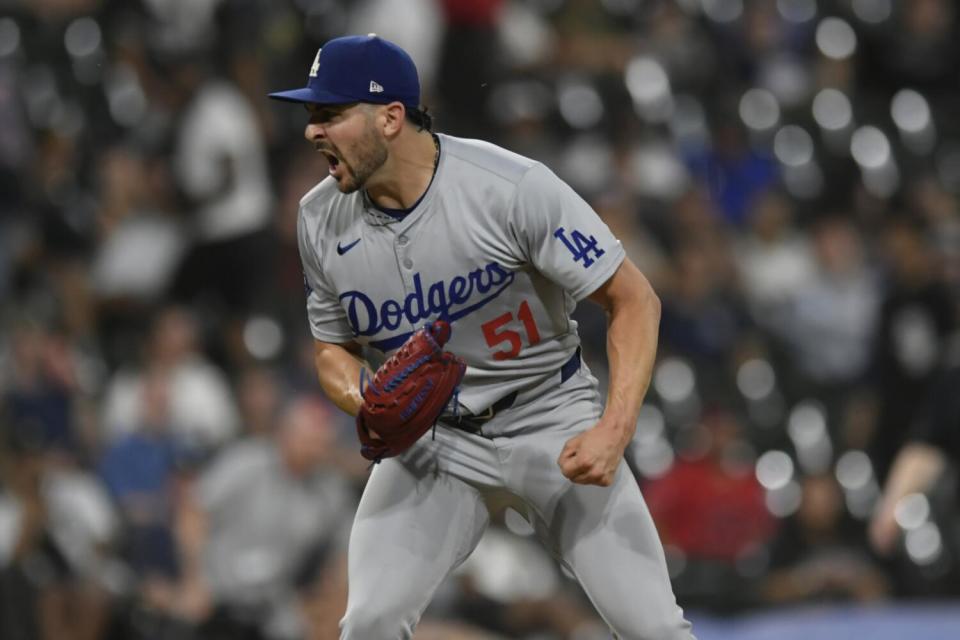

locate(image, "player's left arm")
(558, 258), (660, 486)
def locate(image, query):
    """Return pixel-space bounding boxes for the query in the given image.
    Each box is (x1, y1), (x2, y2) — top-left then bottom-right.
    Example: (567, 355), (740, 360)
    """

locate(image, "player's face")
(305, 103), (388, 193)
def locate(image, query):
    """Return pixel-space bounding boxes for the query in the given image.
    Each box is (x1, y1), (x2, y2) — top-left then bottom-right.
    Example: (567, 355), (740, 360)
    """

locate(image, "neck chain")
(362, 134), (439, 223)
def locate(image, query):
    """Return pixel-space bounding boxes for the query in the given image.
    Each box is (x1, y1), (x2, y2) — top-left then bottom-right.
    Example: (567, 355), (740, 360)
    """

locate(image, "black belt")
(450, 348), (581, 434)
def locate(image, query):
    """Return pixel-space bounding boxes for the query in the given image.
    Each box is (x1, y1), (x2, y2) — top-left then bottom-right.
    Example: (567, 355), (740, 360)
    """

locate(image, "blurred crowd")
(1, 0), (959, 638)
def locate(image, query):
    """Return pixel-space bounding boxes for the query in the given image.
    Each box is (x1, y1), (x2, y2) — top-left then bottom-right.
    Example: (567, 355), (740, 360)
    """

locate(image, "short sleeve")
(297, 210), (354, 342)
(508, 164), (625, 300)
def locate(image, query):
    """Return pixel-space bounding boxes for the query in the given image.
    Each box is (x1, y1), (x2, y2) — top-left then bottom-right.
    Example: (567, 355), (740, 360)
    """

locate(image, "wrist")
(596, 412), (635, 445)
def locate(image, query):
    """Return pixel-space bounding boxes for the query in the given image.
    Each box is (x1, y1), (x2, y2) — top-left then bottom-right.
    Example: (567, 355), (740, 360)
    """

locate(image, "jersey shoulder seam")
(443, 140), (540, 187)
(503, 160), (547, 224)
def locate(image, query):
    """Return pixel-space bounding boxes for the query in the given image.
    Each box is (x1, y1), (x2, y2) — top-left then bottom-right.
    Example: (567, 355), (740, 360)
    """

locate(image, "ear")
(379, 102), (406, 139)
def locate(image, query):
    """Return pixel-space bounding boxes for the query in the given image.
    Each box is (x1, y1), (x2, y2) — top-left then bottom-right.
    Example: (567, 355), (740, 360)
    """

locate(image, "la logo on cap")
(309, 49), (321, 78)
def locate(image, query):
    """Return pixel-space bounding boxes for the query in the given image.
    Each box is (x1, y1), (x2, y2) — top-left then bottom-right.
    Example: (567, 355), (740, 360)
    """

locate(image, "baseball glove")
(356, 320), (466, 461)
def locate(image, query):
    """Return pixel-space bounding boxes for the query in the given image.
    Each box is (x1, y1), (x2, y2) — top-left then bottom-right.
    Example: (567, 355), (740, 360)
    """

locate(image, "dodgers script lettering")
(340, 262), (515, 351)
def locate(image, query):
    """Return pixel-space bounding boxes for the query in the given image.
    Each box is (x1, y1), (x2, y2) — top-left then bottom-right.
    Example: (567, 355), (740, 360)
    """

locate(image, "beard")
(335, 125), (388, 194)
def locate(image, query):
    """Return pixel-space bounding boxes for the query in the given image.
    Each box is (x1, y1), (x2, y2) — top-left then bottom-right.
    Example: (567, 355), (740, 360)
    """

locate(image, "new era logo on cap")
(369, 81), (384, 93)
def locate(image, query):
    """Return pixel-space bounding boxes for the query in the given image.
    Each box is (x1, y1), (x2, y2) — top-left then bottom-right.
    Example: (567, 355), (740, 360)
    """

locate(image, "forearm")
(604, 292), (659, 427)
(592, 260), (661, 442)
(314, 340), (369, 417)
(559, 260), (661, 485)
(870, 442), (946, 554)
(876, 443), (946, 517)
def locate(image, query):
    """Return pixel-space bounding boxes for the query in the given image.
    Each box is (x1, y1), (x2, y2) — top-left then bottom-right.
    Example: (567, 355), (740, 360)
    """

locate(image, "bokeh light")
(739, 88), (780, 132)
(777, 0), (817, 23)
(64, 17), (102, 58)
(851, 0), (893, 24)
(816, 18), (857, 60)
(756, 450), (795, 491)
(894, 494), (931, 531)
(653, 358), (697, 404)
(558, 79), (604, 130)
(0, 18), (20, 57)
(851, 125), (891, 169)
(905, 523), (943, 566)
(812, 88), (853, 132)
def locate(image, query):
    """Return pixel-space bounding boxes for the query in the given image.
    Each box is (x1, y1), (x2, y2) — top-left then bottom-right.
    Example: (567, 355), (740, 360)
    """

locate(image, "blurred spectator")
(101, 305), (239, 452)
(870, 362), (960, 562)
(169, 54), (276, 364)
(781, 215), (880, 433)
(683, 112), (779, 228)
(235, 365), (282, 438)
(859, 0), (960, 94)
(434, 0), (504, 137)
(171, 64), (272, 255)
(865, 215), (956, 480)
(0, 422), (120, 640)
(549, 0), (635, 73)
(658, 235), (753, 388)
(98, 367), (184, 582)
(641, 1), (717, 96)
(764, 473), (890, 605)
(23, 126), (99, 342)
(172, 396), (356, 640)
(1, 319), (80, 455)
(734, 189), (816, 333)
(90, 144), (186, 365)
(907, 176), (960, 317)
(642, 406), (777, 612)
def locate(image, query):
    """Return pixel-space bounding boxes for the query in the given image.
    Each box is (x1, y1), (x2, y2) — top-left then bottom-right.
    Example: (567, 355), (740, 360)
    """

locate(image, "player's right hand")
(557, 421), (628, 486)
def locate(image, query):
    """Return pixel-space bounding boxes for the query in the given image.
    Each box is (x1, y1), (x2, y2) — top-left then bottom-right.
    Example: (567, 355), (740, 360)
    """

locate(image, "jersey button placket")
(396, 234), (414, 273)
(399, 235), (413, 269)
(396, 234), (416, 328)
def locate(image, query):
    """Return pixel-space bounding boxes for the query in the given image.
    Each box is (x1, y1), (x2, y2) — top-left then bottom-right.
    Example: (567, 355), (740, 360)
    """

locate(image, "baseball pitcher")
(269, 34), (695, 640)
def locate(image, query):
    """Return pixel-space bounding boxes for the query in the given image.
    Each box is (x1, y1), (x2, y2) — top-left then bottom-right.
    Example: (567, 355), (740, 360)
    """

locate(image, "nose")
(304, 121), (325, 144)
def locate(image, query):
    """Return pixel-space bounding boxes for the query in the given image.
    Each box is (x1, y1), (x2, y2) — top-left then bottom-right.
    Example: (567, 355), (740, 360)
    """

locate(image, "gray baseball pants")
(339, 365), (695, 640)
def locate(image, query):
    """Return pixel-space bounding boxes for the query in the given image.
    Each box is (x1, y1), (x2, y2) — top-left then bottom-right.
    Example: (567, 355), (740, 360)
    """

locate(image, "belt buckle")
(473, 406), (495, 421)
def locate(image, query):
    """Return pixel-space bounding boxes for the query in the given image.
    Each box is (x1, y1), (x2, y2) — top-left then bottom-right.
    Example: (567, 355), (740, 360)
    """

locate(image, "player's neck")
(365, 130), (438, 210)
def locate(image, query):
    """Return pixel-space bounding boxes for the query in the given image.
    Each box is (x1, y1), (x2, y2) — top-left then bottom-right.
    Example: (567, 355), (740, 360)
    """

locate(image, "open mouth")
(319, 150), (339, 168)
(317, 148), (343, 179)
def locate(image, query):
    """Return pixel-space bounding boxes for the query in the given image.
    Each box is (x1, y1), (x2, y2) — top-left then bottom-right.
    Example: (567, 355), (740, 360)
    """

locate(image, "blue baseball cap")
(269, 34), (420, 108)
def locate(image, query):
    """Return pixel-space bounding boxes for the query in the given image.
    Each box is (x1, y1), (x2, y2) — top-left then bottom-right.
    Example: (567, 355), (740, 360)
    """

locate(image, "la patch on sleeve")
(554, 227), (605, 268)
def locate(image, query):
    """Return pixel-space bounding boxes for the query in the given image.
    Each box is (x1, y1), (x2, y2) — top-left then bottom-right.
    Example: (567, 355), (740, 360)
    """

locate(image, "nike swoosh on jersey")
(336, 238), (361, 255)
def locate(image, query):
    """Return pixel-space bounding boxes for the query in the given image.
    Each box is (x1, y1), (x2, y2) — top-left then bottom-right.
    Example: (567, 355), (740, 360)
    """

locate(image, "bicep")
(587, 258), (660, 315)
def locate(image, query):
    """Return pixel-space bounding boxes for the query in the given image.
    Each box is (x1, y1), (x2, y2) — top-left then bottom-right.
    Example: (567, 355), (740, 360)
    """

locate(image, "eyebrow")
(305, 103), (358, 118)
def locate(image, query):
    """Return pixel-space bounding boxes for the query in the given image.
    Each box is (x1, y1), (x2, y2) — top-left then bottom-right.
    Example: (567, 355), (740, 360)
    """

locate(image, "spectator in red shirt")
(642, 405), (778, 611)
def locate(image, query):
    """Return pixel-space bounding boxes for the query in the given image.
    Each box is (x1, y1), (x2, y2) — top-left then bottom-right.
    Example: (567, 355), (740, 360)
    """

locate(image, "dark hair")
(406, 105), (433, 132)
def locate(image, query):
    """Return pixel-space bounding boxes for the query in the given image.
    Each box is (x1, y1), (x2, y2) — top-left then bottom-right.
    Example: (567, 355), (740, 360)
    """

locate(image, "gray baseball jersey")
(298, 134), (695, 640)
(298, 134), (623, 413)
